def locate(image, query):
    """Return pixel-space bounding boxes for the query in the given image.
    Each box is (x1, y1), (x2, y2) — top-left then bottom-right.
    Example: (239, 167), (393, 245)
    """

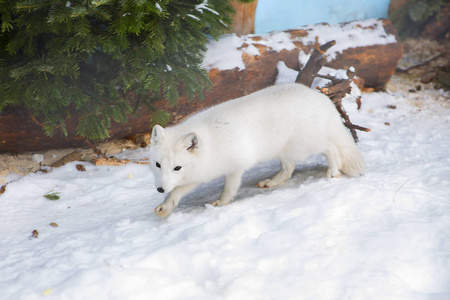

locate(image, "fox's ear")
(151, 125), (165, 145)
(181, 132), (198, 152)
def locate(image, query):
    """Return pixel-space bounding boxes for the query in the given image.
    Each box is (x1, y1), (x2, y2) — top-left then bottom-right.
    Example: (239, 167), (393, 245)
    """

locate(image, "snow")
(251, 31), (297, 52)
(203, 31), (297, 71)
(203, 19), (397, 71)
(202, 34), (246, 70)
(274, 61), (298, 85)
(202, 32), (296, 71)
(31, 154), (44, 164)
(1, 72), (449, 299)
(298, 19), (398, 60)
(195, 0), (219, 15)
(187, 14), (200, 21)
(1, 18), (449, 297)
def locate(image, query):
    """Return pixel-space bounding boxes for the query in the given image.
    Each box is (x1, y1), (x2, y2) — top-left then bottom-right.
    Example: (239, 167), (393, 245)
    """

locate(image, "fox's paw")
(257, 179), (279, 188)
(210, 199), (230, 207)
(154, 203), (173, 218)
(326, 169), (341, 178)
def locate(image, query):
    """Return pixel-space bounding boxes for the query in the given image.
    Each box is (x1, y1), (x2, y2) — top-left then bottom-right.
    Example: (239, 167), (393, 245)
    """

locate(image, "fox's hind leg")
(257, 159), (295, 188)
(325, 143), (342, 178)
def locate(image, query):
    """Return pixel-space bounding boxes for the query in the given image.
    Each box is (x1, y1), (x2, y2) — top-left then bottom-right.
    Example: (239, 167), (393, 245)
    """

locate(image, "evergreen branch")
(16, 2), (63, 10)
(0, 0), (234, 141)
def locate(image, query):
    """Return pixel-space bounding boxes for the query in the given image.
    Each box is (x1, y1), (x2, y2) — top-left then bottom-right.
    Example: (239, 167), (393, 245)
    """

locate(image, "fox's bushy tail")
(340, 143), (365, 176)
(333, 124), (365, 177)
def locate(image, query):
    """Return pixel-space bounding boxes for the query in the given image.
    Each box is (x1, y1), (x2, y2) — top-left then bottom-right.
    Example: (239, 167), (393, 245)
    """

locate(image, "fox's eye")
(173, 166), (182, 171)
(155, 162), (161, 168)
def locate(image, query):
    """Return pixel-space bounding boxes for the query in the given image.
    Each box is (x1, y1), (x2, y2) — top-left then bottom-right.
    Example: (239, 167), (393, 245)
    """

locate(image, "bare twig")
(319, 67), (370, 142)
(393, 179), (410, 202)
(50, 151), (83, 168)
(85, 140), (105, 157)
(296, 40), (369, 143)
(315, 74), (336, 81)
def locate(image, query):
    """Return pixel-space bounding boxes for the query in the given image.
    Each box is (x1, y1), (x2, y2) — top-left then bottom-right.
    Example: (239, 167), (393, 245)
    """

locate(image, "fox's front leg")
(210, 170), (244, 207)
(154, 183), (198, 218)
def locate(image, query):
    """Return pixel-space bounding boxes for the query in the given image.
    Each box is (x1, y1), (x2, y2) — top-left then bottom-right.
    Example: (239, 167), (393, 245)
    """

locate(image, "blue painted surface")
(255, 0), (391, 33)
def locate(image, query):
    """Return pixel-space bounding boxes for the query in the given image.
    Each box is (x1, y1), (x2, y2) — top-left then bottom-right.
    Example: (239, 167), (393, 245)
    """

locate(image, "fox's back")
(180, 83), (336, 131)
(168, 83), (340, 169)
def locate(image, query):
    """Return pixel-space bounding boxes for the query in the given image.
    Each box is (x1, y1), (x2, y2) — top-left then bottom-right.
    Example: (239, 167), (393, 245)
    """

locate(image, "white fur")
(149, 83), (365, 217)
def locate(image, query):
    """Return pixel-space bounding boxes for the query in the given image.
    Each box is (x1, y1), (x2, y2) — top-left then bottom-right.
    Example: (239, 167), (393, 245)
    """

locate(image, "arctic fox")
(149, 83), (364, 217)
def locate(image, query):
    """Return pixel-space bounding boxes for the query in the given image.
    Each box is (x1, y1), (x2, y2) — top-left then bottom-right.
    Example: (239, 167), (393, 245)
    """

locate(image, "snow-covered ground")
(1, 74), (449, 299)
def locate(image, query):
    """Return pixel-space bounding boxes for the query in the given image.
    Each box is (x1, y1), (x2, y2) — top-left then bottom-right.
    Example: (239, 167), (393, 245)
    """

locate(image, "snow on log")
(156, 19), (402, 125)
(0, 19), (402, 153)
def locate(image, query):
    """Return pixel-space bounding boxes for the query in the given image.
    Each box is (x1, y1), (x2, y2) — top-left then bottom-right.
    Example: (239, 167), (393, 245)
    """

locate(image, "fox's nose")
(157, 187), (165, 193)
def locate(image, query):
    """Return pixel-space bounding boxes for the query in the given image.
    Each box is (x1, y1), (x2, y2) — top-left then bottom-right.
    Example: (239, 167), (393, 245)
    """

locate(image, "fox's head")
(148, 125), (199, 194)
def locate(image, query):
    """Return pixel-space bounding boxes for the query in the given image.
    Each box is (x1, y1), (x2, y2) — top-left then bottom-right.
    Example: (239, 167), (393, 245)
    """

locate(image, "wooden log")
(229, 0), (258, 35)
(0, 19), (402, 153)
(159, 19), (402, 123)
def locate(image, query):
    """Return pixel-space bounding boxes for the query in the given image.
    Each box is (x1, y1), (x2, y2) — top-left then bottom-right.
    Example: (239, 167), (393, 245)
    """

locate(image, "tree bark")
(229, 0), (258, 35)
(0, 19), (402, 153)
(295, 40), (337, 87)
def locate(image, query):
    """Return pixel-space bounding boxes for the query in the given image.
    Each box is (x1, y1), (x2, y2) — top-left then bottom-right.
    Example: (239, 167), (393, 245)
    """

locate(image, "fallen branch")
(295, 39), (336, 87)
(319, 68), (371, 142)
(94, 156), (149, 166)
(85, 140), (105, 157)
(50, 151), (83, 168)
(296, 41), (370, 143)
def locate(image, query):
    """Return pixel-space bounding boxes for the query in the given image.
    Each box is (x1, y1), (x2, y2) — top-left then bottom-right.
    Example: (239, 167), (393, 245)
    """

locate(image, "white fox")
(149, 83), (365, 217)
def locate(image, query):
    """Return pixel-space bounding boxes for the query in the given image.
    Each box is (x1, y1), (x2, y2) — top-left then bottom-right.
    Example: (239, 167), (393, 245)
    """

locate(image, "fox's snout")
(157, 187), (165, 193)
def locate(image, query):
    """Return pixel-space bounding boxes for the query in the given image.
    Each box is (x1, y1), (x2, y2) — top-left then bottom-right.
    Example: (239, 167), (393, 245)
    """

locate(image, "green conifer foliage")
(0, 0), (236, 140)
